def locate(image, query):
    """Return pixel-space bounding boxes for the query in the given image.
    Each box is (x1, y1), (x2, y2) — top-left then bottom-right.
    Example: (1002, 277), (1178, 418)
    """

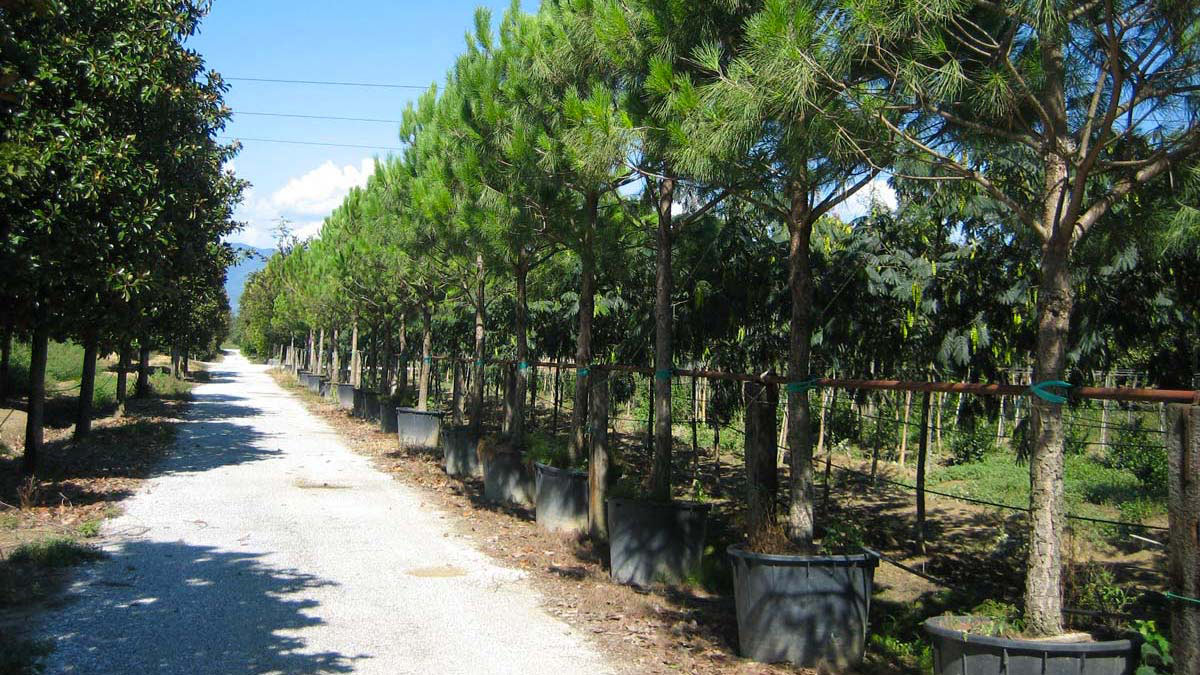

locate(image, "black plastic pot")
(606, 498), (710, 587)
(396, 407), (442, 448)
(483, 451), (534, 508)
(336, 383), (355, 411)
(728, 546), (878, 669)
(924, 616), (1139, 675)
(379, 405), (398, 434)
(441, 427), (482, 478)
(362, 391), (381, 422)
(297, 372), (311, 388)
(318, 378), (330, 397)
(351, 388), (366, 417)
(534, 463), (588, 534)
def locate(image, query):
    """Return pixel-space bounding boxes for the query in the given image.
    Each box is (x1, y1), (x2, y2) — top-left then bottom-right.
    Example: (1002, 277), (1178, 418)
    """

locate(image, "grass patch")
(149, 371), (192, 400)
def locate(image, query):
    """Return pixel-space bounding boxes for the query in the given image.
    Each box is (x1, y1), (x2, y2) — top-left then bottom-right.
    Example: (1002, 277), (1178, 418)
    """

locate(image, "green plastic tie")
(423, 356), (432, 364)
(654, 368), (674, 380)
(577, 367), (590, 377)
(1029, 380), (1072, 404)
(518, 361), (531, 372)
(786, 377), (821, 394)
(474, 359), (486, 367)
(1163, 591), (1200, 606)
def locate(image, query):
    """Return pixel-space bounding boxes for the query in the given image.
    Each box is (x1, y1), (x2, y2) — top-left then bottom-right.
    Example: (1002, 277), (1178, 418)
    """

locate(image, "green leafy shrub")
(969, 599), (1025, 636)
(1134, 620), (1172, 675)
(1106, 420), (1168, 495)
(525, 431), (576, 469)
(946, 422), (995, 465)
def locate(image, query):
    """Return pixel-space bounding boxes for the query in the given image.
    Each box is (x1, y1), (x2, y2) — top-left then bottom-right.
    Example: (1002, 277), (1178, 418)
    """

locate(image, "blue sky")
(190, 1), (892, 249)
(189, 0), (536, 249)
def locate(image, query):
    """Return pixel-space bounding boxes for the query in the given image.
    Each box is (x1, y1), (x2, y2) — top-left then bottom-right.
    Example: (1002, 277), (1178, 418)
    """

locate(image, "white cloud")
(226, 158), (373, 249)
(832, 176), (898, 222)
(271, 159), (375, 216)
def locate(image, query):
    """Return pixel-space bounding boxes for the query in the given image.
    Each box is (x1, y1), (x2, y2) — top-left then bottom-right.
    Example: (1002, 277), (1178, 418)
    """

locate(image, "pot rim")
(606, 497), (711, 512)
(395, 407), (445, 417)
(533, 462), (586, 478)
(923, 615), (1139, 654)
(726, 544), (879, 567)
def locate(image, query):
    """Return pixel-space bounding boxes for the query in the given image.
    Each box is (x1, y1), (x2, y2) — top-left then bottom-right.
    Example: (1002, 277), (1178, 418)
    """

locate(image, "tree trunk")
(1166, 405), (1199, 675)
(307, 329), (315, 372)
(553, 356), (562, 431)
(317, 328), (325, 377)
(916, 390), (932, 554)
(472, 254), (486, 433)
(512, 256), (530, 445)
(351, 321), (360, 388)
(650, 176), (675, 501)
(136, 345), (151, 398)
(21, 323), (49, 476)
(711, 422), (722, 497)
(785, 192), (817, 546)
(331, 329), (341, 387)
(899, 390), (913, 465)
(418, 305), (432, 411)
(74, 335), (99, 440)
(452, 361), (465, 426)
(588, 371), (610, 540)
(745, 381), (780, 539)
(1024, 225), (1075, 636)
(569, 192), (598, 465)
(115, 342), (130, 417)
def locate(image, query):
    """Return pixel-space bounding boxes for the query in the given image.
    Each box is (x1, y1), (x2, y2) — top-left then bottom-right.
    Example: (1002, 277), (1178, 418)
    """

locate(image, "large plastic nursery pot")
(361, 391), (381, 422)
(924, 616), (1139, 675)
(351, 388), (366, 417)
(483, 451), (535, 508)
(534, 463), (587, 534)
(395, 407), (442, 448)
(606, 498), (710, 587)
(482, 449), (535, 506)
(441, 427), (482, 478)
(728, 546), (878, 669)
(336, 383), (355, 411)
(379, 405), (399, 434)
(318, 378), (331, 397)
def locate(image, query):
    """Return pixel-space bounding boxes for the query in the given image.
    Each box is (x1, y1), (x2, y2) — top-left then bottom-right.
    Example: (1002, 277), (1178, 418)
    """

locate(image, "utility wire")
(233, 111), (404, 124)
(220, 136), (403, 151)
(226, 77), (427, 90)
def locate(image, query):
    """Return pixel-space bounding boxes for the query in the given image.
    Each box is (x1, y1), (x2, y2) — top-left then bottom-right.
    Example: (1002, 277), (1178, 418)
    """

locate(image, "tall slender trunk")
(21, 322), (49, 476)
(785, 187), (816, 546)
(317, 328), (325, 377)
(452, 361), (465, 426)
(745, 381), (780, 538)
(116, 342), (130, 417)
(570, 192), (598, 465)
(472, 255), (486, 433)
(650, 176), (675, 501)
(350, 321), (360, 388)
(418, 304), (432, 411)
(1024, 94), (1075, 634)
(307, 329), (315, 372)
(136, 345), (151, 398)
(511, 255), (530, 444)
(899, 390), (913, 465)
(74, 335), (99, 439)
(331, 329), (341, 387)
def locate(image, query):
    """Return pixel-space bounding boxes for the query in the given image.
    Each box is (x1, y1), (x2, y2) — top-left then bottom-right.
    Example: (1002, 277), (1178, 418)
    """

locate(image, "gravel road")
(37, 352), (617, 674)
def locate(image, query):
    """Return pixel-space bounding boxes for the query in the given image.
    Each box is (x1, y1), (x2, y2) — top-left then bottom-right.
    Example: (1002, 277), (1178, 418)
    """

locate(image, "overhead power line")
(226, 77), (428, 90)
(221, 136), (403, 151)
(233, 111), (403, 124)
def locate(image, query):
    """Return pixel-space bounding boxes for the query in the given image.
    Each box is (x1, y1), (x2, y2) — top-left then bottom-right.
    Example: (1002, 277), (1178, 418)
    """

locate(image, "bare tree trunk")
(452, 361), (465, 426)
(418, 306), (432, 411)
(21, 322), (49, 476)
(745, 381), (780, 539)
(330, 329), (340, 387)
(588, 371), (610, 540)
(74, 335), (99, 440)
(350, 321), (360, 388)
(711, 422), (722, 497)
(691, 375), (700, 478)
(512, 256), (530, 444)
(650, 176), (675, 501)
(317, 328), (325, 377)
(785, 192), (816, 546)
(569, 193), (597, 465)
(471, 255), (486, 433)
(135, 345), (151, 399)
(916, 391), (932, 554)
(899, 390), (913, 466)
(115, 343), (130, 418)
(816, 388), (831, 455)
(1024, 201), (1075, 636)
(1166, 405), (1199, 675)
(553, 356), (562, 431)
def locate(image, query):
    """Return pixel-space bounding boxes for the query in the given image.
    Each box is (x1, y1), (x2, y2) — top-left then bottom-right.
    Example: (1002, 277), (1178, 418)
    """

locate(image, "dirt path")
(35, 351), (618, 674)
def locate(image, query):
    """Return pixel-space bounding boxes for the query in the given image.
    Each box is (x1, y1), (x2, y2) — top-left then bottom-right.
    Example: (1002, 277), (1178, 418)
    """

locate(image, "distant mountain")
(226, 244), (274, 313)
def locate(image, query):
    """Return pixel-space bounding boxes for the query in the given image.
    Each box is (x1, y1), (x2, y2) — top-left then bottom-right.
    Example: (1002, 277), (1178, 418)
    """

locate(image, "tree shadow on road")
(40, 539), (367, 673)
